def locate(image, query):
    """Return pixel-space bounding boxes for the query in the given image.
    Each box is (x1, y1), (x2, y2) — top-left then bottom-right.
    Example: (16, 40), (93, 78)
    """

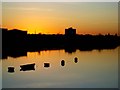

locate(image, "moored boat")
(20, 63), (35, 71)
(8, 66), (15, 73)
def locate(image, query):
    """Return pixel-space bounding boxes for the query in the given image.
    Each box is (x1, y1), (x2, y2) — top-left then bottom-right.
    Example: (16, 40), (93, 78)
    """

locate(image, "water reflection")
(2, 46), (118, 59)
(3, 48), (118, 88)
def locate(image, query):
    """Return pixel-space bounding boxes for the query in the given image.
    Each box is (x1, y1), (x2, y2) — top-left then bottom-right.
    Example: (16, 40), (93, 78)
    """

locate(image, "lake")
(2, 47), (119, 88)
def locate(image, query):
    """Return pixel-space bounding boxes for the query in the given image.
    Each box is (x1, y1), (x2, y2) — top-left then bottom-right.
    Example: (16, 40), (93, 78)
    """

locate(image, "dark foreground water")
(2, 47), (119, 88)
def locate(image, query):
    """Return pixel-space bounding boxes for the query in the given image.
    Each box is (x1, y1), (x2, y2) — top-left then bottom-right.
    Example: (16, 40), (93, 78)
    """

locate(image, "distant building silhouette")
(8, 29), (27, 36)
(2, 28), (27, 42)
(65, 27), (76, 36)
(1, 28), (8, 32)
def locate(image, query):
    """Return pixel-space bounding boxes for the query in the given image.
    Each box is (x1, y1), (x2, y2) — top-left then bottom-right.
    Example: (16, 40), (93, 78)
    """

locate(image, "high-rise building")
(65, 27), (76, 36)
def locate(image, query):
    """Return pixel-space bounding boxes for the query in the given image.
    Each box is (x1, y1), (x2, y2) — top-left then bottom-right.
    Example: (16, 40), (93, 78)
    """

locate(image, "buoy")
(61, 60), (65, 66)
(74, 57), (78, 63)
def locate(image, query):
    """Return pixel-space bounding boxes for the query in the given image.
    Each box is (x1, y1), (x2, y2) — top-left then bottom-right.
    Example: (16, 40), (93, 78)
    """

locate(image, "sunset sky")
(2, 2), (118, 34)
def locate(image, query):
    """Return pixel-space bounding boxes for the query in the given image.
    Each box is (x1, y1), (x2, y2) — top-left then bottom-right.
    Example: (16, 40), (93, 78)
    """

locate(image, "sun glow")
(2, 2), (118, 35)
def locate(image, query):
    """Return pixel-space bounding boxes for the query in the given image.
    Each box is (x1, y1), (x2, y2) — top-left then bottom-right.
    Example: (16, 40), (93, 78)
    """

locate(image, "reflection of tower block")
(65, 27), (76, 36)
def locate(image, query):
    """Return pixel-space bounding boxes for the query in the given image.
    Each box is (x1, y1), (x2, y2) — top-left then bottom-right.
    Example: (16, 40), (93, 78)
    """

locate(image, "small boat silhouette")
(20, 63), (35, 71)
(8, 67), (15, 73)
(44, 63), (50, 68)
(61, 60), (65, 66)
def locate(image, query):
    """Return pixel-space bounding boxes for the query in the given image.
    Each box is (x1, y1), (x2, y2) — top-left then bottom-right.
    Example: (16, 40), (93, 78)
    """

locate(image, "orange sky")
(2, 2), (118, 34)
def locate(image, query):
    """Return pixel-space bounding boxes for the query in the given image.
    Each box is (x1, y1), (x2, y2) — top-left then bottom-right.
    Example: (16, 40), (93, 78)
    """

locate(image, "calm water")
(2, 47), (118, 88)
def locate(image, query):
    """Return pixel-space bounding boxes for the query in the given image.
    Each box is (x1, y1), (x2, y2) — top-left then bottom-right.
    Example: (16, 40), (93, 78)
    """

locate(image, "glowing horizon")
(2, 2), (118, 35)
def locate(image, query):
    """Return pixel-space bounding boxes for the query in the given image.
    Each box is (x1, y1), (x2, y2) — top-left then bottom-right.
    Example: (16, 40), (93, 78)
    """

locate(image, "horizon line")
(1, 27), (119, 36)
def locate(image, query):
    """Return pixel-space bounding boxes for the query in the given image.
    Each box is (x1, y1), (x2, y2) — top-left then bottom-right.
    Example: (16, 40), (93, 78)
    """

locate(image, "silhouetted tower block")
(61, 60), (65, 66)
(65, 27), (76, 36)
(8, 67), (15, 73)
